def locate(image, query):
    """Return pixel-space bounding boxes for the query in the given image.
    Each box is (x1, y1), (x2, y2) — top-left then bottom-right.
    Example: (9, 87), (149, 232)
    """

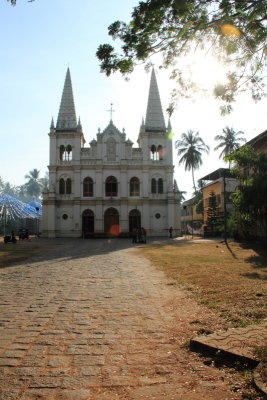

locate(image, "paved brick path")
(0, 239), (244, 399)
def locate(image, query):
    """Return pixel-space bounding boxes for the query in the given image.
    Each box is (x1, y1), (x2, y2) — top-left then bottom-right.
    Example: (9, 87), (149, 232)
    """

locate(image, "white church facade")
(42, 68), (181, 238)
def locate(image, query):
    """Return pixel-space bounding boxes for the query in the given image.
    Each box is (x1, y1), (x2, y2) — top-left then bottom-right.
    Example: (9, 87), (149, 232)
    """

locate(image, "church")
(42, 68), (181, 238)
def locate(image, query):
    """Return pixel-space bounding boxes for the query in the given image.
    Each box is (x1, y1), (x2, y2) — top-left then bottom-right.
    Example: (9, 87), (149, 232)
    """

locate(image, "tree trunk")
(192, 168), (196, 193)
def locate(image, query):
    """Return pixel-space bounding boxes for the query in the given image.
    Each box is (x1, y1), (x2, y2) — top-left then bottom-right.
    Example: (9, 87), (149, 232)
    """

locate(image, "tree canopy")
(214, 126), (246, 165)
(97, 0), (267, 114)
(0, 169), (47, 202)
(175, 130), (209, 193)
(7, 0), (35, 4)
(24, 168), (43, 198)
(226, 145), (267, 239)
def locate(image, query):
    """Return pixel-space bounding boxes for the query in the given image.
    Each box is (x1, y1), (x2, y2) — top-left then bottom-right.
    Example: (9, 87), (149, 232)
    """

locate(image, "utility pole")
(223, 170), (227, 243)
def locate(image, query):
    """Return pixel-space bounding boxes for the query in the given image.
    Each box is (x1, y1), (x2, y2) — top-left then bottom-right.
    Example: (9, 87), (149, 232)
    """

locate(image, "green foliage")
(0, 177), (23, 199)
(97, 0), (267, 112)
(0, 169), (48, 202)
(196, 198), (204, 216)
(7, 0), (35, 4)
(214, 126), (246, 166)
(24, 169), (43, 198)
(226, 145), (267, 239)
(206, 191), (219, 233)
(175, 130), (209, 193)
(226, 214), (238, 238)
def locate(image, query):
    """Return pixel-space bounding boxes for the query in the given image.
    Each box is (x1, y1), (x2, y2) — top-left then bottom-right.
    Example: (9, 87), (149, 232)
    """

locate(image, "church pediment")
(102, 121), (122, 139)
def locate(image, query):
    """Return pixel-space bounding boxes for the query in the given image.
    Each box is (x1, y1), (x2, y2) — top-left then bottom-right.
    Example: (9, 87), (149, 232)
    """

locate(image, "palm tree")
(175, 130), (210, 193)
(214, 126), (246, 167)
(24, 168), (42, 198)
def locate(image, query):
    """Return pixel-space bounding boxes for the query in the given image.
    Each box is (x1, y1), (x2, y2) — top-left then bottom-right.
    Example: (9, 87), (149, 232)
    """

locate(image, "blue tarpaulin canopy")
(0, 194), (41, 236)
(28, 197), (42, 215)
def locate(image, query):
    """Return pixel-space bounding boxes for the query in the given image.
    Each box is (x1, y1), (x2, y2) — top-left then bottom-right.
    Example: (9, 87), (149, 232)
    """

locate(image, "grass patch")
(139, 239), (267, 329)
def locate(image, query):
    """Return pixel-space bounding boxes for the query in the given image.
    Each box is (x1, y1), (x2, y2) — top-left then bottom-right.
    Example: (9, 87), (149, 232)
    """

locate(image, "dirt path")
(0, 239), (243, 399)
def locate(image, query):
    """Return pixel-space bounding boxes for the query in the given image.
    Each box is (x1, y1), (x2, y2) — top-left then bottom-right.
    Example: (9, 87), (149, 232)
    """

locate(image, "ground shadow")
(224, 241), (238, 259)
(239, 241), (267, 280)
(0, 236), (173, 270)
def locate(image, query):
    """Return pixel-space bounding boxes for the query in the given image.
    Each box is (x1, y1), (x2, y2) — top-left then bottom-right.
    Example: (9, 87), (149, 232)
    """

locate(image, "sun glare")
(181, 51), (227, 94)
(189, 54), (227, 91)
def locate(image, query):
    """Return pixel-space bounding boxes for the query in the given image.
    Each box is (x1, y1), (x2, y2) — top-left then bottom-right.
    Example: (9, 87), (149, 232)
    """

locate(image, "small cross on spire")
(107, 103), (115, 121)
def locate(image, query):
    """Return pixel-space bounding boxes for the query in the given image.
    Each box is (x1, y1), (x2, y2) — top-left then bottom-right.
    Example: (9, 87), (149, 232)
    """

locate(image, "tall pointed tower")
(43, 68), (85, 238)
(138, 68), (173, 164)
(145, 68), (166, 131)
(48, 68), (85, 167)
(138, 68), (179, 234)
(56, 67), (77, 130)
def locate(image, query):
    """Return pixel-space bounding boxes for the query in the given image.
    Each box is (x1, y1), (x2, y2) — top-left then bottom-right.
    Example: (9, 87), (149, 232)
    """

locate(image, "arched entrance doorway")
(104, 208), (120, 235)
(129, 209), (141, 232)
(82, 209), (94, 237)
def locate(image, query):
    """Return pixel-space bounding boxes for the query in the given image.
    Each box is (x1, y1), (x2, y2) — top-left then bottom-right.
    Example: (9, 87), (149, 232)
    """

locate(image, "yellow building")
(201, 168), (238, 224)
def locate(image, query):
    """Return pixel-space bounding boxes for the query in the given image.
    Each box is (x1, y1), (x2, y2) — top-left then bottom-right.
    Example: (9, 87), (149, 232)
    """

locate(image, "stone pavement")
(0, 238), (259, 399)
(190, 321), (267, 396)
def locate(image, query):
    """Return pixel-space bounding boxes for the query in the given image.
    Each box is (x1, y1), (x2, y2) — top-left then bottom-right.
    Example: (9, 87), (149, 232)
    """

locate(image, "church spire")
(56, 68), (77, 129)
(50, 117), (55, 131)
(145, 68), (166, 131)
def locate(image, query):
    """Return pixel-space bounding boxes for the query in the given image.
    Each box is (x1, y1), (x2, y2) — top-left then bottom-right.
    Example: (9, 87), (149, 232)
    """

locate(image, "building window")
(66, 178), (72, 194)
(155, 213), (161, 219)
(62, 214), (68, 220)
(59, 144), (72, 161)
(60, 145), (65, 161)
(83, 177), (93, 197)
(130, 177), (140, 196)
(66, 145), (72, 161)
(105, 176), (117, 197)
(158, 178), (163, 193)
(150, 145), (156, 160)
(151, 178), (157, 194)
(150, 144), (164, 160)
(59, 178), (65, 194)
(151, 178), (164, 194)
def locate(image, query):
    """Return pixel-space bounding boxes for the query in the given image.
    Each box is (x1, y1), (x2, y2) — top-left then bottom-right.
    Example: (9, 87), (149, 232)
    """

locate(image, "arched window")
(66, 178), (72, 194)
(66, 145), (72, 161)
(158, 178), (163, 193)
(151, 178), (157, 194)
(130, 177), (140, 196)
(59, 178), (65, 194)
(150, 145), (156, 160)
(157, 145), (164, 160)
(151, 178), (164, 194)
(105, 176), (117, 197)
(59, 145), (65, 161)
(83, 177), (93, 197)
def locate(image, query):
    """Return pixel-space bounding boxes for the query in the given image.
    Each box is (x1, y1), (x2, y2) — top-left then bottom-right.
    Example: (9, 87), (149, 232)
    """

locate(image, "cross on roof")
(107, 103), (115, 121)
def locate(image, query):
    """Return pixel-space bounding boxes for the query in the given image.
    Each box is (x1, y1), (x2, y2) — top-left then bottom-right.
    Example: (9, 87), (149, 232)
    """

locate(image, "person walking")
(141, 227), (147, 243)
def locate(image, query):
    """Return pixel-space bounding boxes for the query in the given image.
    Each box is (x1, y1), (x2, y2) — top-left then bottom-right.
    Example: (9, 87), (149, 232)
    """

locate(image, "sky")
(1, 0), (266, 199)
